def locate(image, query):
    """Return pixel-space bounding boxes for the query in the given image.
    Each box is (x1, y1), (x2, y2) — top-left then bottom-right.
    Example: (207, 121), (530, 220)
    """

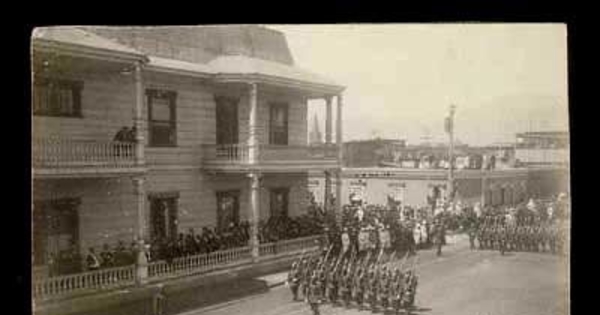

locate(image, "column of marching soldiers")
(469, 203), (569, 256)
(287, 243), (419, 315)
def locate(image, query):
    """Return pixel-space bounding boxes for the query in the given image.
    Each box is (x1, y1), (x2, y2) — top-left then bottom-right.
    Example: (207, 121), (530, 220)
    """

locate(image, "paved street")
(182, 238), (568, 315)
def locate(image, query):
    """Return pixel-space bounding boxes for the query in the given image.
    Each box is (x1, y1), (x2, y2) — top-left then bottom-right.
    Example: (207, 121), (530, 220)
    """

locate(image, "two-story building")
(32, 26), (345, 281)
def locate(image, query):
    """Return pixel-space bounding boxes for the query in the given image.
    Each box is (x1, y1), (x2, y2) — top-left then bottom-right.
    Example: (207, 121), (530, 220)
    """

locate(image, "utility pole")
(446, 104), (456, 206)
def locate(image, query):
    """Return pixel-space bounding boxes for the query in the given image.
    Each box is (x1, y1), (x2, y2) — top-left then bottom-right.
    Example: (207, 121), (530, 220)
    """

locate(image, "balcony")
(201, 143), (340, 173)
(32, 138), (146, 178)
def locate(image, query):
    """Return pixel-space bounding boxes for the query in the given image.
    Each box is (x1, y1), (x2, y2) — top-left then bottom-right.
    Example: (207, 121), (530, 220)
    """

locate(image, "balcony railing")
(33, 265), (135, 300)
(202, 144), (338, 165)
(33, 138), (137, 170)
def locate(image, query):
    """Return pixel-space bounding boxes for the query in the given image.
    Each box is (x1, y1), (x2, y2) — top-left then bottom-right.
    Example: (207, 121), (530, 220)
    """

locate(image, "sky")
(267, 24), (569, 146)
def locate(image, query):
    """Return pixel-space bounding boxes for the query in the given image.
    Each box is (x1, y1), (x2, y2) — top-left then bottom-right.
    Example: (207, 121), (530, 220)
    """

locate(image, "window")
(269, 103), (288, 145)
(215, 96), (239, 145)
(33, 198), (80, 267)
(216, 190), (240, 231)
(147, 89), (177, 147)
(33, 77), (83, 117)
(149, 193), (179, 241)
(270, 188), (289, 218)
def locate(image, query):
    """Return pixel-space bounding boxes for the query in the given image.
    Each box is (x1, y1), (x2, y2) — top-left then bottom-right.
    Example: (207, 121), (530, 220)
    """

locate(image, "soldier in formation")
(289, 245), (419, 314)
(473, 208), (566, 255)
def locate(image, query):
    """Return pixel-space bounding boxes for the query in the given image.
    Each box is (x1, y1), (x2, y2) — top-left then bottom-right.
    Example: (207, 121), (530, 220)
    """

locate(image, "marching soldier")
(497, 223), (507, 255)
(354, 266), (367, 310)
(327, 261), (339, 304)
(476, 220), (485, 250)
(401, 269), (418, 314)
(341, 267), (353, 307)
(301, 257), (312, 300)
(378, 266), (392, 312)
(391, 268), (404, 315)
(368, 267), (379, 312)
(307, 271), (323, 315)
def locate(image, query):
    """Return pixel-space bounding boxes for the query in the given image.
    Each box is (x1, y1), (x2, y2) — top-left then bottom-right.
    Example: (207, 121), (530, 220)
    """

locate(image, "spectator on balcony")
(125, 126), (137, 143)
(86, 247), (101, 271)
(114, 126), (130, 143)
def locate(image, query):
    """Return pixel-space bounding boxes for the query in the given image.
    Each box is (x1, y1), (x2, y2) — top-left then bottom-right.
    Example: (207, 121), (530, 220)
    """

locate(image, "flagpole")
(447, 104), (456, 206)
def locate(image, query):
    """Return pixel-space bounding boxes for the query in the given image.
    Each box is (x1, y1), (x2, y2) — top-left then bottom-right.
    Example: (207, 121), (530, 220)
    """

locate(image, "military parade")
(288, 191), (568, 315)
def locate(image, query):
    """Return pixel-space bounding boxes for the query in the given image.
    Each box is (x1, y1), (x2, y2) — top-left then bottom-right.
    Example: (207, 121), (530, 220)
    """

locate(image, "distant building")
(343, 138), (406, 167)
(515, 131), (569, 166)
(309, 114), (323, 145)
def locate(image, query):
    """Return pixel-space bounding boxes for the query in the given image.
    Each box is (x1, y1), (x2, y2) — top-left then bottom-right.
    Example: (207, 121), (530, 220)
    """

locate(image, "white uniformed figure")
(341, 229), (350, 253)
(413, 223), (422, 245)
(527, 198), (536, 211)
(356, 206), (365, 222)
(474, 202), (482, 218)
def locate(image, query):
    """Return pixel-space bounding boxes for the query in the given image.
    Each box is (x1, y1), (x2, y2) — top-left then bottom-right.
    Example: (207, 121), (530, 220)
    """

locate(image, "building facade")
(515, 131), (569, 166)
(308, 167), (569, 209)
(32, 26), (345, 277)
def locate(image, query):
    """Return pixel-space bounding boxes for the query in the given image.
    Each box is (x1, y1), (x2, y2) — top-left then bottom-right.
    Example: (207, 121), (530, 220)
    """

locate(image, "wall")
(33, 178), (137, 252)
(33, 65), (136, 141)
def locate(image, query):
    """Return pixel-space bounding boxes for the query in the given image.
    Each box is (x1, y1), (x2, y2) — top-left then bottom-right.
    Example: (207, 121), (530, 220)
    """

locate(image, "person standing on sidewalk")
(153, 284), (166, 315)
(288, 261), (301, 301)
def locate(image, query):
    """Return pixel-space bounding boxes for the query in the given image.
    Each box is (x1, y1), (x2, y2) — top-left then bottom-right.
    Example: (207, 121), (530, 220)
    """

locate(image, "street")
(182, 238), (568, 315)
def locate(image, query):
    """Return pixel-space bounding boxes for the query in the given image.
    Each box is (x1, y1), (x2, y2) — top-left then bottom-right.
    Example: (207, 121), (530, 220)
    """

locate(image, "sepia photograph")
(31, 24), (570, 315)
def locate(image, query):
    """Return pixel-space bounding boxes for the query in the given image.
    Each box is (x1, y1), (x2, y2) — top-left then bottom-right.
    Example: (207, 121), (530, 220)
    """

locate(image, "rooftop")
(31, 26), (344, 94)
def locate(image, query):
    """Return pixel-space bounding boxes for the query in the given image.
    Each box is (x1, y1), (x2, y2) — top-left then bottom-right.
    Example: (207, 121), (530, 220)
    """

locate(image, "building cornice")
(32, 39), (148, 64)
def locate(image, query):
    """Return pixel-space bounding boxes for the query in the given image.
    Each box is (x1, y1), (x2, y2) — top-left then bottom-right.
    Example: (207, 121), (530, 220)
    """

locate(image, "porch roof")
(207, 55), (345, 94)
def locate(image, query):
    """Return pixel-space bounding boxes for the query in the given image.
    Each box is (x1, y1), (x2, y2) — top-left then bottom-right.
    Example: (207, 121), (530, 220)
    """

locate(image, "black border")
(15, 3), (583, 315)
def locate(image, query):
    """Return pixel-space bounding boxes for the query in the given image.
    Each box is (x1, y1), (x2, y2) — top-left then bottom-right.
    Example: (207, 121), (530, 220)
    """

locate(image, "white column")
(248, 172), (261, 260)
(325, 96), (333, 144)
(248, 82), (259, 164)
(133, 176), (148, 285)
(335, 94), (343, 224)
(134, 61), (145, 166)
